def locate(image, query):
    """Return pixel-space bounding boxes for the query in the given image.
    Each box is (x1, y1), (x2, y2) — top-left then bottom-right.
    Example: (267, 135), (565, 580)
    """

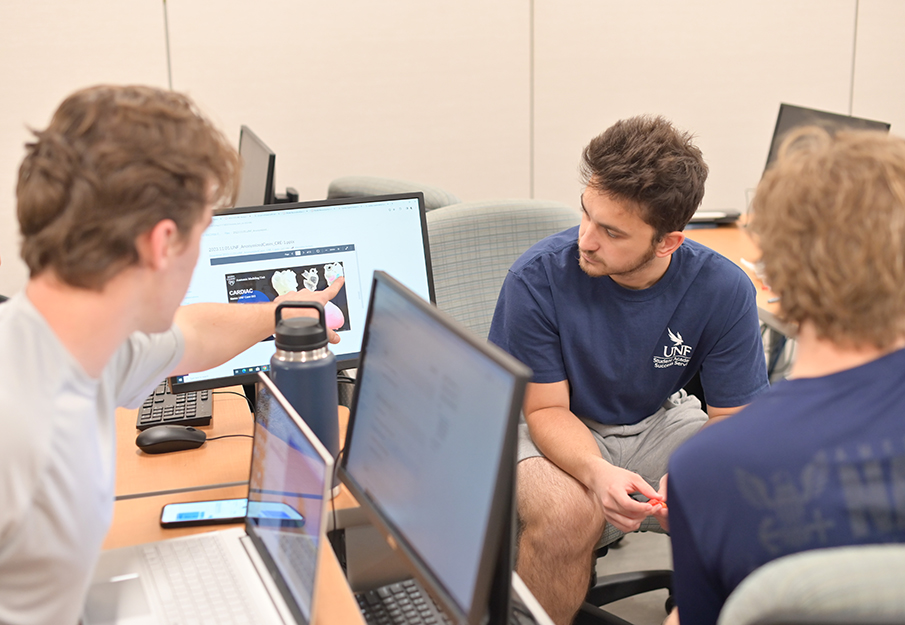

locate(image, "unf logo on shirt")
(652, 328), (693, 369)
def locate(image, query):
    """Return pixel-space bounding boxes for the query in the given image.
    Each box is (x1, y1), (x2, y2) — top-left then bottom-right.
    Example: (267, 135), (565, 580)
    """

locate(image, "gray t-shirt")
(0, 292), (185, 625)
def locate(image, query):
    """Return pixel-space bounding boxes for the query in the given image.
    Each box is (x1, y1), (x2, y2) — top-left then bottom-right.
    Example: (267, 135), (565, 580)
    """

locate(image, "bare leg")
(516, 457), (606, 625)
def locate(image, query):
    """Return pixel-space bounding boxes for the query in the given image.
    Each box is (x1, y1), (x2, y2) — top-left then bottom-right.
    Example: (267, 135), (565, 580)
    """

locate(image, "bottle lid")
(274, 316), (328, 351)
(274, 301), (328, 351)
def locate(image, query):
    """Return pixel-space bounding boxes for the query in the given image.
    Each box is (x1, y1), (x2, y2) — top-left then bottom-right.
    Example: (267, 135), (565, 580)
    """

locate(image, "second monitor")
(235, 125), (277, 208)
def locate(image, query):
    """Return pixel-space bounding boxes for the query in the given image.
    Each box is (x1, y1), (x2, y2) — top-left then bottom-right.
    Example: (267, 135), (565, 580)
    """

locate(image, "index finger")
(320, 276), (345, 301)
(612, 491), (658, 518)
(629, 476), (662, 502)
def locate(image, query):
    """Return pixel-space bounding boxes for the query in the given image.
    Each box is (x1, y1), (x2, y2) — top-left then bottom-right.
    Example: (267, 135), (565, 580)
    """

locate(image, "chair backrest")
(326, 175), (461, 211)
(717, 545), (905, 625)
(426, 198), (579, 340)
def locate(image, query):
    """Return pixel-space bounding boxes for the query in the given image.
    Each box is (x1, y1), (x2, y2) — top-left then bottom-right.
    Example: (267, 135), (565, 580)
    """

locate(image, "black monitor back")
(236, 125), (276, 208)
(765, 103), (891, 171)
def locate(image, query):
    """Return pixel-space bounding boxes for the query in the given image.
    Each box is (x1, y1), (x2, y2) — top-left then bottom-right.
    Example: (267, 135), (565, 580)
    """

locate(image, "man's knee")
(517, 457), (605, 548)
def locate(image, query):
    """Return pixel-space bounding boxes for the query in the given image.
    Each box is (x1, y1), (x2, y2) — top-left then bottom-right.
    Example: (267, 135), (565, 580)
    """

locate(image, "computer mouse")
(135, 425), (207, 454)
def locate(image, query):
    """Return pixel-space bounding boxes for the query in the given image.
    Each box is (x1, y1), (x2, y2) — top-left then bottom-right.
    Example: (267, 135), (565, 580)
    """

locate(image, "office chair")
(424, 198), (579, 339)
(717, 545), (905, 625)
(327, 175), (461, 403)
(575, 521), (673, 625)
(326, 175), (461, 211)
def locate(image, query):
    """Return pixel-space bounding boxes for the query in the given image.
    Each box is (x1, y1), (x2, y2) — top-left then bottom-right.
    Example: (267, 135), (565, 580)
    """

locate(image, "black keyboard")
(135, 380), (213, 430)
(356, 579), (451, 625)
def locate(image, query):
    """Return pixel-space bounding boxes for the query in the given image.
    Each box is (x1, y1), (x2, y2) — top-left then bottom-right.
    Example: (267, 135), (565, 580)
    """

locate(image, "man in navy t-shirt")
(488, 116), (768, 624)
(667, 129), (905, 625)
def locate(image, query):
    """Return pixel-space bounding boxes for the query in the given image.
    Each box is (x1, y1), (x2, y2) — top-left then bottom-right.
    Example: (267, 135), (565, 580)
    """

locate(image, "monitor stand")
(243, 383), (257, 414)
(274, 187), (299, 203)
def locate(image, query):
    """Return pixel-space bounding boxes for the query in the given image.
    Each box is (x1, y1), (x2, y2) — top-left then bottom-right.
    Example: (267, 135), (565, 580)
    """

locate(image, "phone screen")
(160, 498), (248, 527)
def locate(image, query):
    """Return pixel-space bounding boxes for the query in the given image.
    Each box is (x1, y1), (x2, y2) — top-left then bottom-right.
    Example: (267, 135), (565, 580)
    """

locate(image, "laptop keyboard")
(277, 531), (318, 595)
(356, 579), (452, 625)
(142, 535), (256, 624)
(136, 380), (212, 430)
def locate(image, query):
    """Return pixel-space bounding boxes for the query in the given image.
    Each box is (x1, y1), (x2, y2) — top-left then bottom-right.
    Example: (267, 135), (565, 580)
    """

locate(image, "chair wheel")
(665, 595), (675, 613)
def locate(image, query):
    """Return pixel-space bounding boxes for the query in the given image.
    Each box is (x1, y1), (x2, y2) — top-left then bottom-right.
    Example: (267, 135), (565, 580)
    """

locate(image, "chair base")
(576, 570), (673, 625)
(574, 603), (635, 625)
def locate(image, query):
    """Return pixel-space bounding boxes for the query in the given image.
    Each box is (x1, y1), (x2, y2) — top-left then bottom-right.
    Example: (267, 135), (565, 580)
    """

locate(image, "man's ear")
(136, 219), (179, 271)
(655, 231), (685, 258)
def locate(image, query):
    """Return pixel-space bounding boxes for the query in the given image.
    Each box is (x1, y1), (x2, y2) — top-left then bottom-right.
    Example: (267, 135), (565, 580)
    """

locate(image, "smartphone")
(160, 497), (248, 528)
(247, 500), (306, 529)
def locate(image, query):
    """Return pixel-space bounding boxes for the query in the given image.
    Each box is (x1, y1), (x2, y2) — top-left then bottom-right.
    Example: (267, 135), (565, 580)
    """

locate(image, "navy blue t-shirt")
(488, 227), (768, 425)
(668, 346), (905, 625)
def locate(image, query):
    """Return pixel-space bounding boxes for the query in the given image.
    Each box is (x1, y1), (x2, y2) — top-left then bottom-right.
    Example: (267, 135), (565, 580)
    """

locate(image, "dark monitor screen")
(340, 271), (530, 625)
(170, 194), (434, 392)
(765, 103), (891, 170)
(235, 125), (276, 208)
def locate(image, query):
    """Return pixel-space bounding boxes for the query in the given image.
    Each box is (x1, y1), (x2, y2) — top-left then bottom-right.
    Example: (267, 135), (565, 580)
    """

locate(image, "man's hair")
(580, 115), (708, 239)
(750, 127), (905, 349)
(17, 84), (239, 290)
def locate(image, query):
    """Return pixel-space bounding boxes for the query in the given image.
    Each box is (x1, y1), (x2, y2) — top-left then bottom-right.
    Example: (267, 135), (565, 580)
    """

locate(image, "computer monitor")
(170, 193), (434, 393)
(235, 125), (276, 208)
(765, 103), (891, 170)
(340, 271), (531, 625)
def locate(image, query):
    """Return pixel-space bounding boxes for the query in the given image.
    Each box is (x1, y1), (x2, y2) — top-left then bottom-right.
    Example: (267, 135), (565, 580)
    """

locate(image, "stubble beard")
(578, 244), (658, 280)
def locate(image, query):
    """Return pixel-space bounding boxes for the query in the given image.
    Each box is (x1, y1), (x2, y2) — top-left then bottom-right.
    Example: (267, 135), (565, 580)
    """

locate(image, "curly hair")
(17, 85), (239, 290)
(580, 115), (709, 239)
(750, 127), (905, 348)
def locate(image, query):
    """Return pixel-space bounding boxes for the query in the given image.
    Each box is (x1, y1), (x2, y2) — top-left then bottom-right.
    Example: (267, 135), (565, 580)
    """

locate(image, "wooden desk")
(115, 388), (254, 498)
(684, 223), (794, 336)
(108, 392), (365, 624)
(116, 388), (360, 517)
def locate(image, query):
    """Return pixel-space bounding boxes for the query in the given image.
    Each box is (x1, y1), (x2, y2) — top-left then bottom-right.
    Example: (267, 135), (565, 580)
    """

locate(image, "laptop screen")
(247, 373), (334, 624)
(341, 271), (530, 624)
(171, 193), (434, 392)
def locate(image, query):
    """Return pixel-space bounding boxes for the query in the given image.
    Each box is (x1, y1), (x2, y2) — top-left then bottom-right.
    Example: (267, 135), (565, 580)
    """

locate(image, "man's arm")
(171, 277), (344, 376)
(524, 380), (662, 532)
(705, 403), (745, 426)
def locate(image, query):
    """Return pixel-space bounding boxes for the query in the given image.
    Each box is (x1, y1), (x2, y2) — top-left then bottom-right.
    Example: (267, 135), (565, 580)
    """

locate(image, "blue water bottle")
(269, 302), (339, 467)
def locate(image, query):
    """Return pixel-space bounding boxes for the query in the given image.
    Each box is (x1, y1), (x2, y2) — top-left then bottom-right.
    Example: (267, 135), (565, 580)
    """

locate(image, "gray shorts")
(517, 390), (708, 490)
(518, 391), (708, 544)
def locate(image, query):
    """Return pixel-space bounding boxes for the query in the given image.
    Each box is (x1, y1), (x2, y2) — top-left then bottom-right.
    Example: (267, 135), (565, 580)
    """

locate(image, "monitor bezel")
(338, 270), (530, 625)
(237, 125), (276, 207)
(169, 193), (434, 393)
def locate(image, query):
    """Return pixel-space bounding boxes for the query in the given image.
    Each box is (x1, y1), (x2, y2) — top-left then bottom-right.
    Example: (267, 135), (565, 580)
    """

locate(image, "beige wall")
(2, 0), (903, 296)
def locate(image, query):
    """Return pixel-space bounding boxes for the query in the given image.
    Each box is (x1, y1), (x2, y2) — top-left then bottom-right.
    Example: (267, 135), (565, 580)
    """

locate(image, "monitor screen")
(235, 125), (276, 208)
(340, 271), (530, 625)
(170, 194), (434, 392)
(765, 103), (891, 170)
